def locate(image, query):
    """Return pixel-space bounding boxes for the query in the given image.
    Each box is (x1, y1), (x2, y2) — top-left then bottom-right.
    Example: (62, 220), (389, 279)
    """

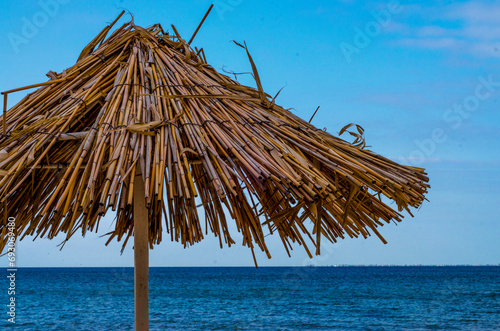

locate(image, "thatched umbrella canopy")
(0, 9), (428, 330)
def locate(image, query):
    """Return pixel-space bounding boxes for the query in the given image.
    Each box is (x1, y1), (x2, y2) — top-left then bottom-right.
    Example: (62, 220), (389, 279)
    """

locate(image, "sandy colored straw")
(0, 14), (429, 263)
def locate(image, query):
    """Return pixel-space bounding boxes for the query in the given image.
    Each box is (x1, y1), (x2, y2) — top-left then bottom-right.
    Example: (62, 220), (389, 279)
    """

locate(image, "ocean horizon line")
(3, 264), (500, 269)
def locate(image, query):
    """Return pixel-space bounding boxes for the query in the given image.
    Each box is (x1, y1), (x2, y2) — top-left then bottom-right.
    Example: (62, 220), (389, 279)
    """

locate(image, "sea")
(1, 266), (499, 330)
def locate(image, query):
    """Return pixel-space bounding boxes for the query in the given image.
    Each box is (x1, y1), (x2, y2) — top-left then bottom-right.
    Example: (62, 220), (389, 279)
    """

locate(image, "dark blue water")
(1, 267), (499, 330)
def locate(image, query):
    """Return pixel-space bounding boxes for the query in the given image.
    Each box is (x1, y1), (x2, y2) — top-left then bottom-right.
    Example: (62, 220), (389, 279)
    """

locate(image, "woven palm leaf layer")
(0, 17), (429, 262)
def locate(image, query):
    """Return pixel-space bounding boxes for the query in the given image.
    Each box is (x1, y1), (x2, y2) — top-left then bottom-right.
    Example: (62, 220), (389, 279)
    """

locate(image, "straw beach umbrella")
(0, 9), (429, 330)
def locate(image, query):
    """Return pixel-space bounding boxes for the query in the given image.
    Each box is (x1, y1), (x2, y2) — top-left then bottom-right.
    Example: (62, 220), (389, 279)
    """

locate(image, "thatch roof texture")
(0, 15), (429, 261)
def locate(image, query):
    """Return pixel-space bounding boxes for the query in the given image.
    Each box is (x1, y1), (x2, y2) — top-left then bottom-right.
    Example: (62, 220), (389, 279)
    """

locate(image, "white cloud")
(396, 38), (465, 50)
(390, 1), (500, 58)
(469, 42), (500, 57)
(416, 26), (454, 37)
(384, 21), (411, 34)
(446, 1), (500, 23)
(462, 25), (500, 40)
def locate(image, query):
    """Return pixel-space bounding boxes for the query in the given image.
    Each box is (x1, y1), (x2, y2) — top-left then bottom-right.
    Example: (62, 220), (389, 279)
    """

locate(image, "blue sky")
(0, 0), (499, 267)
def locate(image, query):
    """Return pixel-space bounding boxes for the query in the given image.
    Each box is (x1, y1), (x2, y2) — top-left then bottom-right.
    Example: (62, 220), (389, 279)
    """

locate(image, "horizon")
(4, 264), (500, 268)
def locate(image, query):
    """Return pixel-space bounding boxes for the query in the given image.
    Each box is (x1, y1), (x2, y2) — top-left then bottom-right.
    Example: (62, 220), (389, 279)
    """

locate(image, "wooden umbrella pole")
(134, 166), (149, 331)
